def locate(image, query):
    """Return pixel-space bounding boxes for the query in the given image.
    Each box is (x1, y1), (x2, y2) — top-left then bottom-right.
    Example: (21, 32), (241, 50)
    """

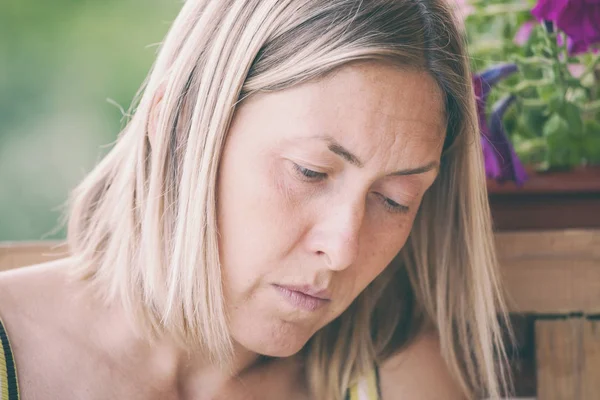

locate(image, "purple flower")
(514, 21), (535, 46)
(487, 95), (528, 186)
(568, 63), (586, 77)
(473, 64), (528, 186)
(532, 0), (600, 55)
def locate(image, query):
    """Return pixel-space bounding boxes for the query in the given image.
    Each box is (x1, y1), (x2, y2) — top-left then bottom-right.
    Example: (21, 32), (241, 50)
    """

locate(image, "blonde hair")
(67, 0), (512, 398)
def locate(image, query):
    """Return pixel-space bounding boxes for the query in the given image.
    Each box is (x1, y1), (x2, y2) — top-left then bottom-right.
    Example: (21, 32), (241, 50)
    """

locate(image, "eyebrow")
(324, 136), (439, 176)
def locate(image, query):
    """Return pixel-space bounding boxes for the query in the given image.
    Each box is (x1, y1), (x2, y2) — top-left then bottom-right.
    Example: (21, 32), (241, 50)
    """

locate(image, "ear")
(147, 83), (166, 150)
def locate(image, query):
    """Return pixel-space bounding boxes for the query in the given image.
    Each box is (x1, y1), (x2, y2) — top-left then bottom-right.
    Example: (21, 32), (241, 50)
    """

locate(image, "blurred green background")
(0, 0), (181, 240)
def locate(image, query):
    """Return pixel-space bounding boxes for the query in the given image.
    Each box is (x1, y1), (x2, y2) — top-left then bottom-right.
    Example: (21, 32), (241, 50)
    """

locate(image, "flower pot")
(487, 165), (600, 231)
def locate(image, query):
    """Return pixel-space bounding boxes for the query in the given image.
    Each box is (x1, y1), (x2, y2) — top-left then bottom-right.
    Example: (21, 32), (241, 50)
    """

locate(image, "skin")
(218, 61), (443, 360)
(0, 61), (465, 399)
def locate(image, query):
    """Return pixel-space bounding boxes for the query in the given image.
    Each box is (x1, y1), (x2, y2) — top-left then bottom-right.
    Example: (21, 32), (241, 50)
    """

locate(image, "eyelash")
(291, 163), (410, 214)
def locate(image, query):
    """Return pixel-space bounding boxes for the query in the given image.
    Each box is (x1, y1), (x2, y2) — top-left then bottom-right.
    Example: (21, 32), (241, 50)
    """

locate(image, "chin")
(232, 320), (314, 358)
(256, 343), (305, 358)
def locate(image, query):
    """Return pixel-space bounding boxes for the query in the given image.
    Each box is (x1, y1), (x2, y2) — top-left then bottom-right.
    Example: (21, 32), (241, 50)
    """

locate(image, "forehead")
(234, 62), (446, 155)
(316, 62), (445, 132)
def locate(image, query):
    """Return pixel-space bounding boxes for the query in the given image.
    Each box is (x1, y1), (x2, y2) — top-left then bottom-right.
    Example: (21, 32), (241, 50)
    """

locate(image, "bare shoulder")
(0, 258), (78, 323)
(0, 259), (110, 398)
(378, 331), (467, 400)
(0, 257), (91, 360)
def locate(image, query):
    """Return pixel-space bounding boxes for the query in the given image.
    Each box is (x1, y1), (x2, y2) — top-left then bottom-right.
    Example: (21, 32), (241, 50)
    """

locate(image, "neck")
(175, 339), (264, 381)
(149, 339), (264, 399)
(73, 271), (299, 399)
(90, 296), (267, 398)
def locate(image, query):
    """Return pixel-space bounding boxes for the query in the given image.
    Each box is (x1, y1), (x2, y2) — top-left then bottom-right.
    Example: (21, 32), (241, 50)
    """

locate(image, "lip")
(273, 284), (331, 312)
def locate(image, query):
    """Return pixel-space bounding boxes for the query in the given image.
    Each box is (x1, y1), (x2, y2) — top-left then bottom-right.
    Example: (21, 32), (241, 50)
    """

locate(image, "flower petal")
(487, 95), (528, 186)
(544, 1), (600, 54)
(568, 63), (586, 78)
(569, 38), (591, 54)
(514, 21), (535, 46)
(556, 2), (587, 40)
(532, 0), (569, 22)
(481, 137), (502, 180)
(475, 63), (518, 101)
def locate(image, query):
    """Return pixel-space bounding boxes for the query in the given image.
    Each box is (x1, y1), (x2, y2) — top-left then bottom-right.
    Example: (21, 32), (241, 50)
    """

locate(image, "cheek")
(217, 151), (306, 293)
(350, 215), (414, 293)
(219, 148), (290, 244)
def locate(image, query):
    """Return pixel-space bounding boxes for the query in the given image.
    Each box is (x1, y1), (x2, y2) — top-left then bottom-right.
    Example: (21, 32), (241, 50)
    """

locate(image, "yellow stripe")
(0, 339), (8, 400)
(349, 379), (359, 400)
(366, 368), (378, 399)
(348, 368), (379, 400)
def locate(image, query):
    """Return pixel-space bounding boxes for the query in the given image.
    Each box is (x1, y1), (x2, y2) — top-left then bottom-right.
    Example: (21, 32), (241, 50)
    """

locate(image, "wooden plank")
(536, 318), (583, 400)
(536, 318), (600, 400)
(494, 229), (600, 259)
(0, 241), (67, 271)
(487, 166), (600, 231)
(496, 230), (600, 313)
(487, 166), (600, 195)
(501, 258), (600, 314)
(490, 194), (600, 231)
(583, 320), (600, 398)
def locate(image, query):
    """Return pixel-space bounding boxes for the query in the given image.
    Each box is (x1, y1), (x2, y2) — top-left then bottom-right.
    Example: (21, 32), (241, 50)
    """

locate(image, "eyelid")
(289, 155), (336, 172)
(291, 162), (328, 181)
(289, 160), (413, 213)
(375, 193), (410, 214)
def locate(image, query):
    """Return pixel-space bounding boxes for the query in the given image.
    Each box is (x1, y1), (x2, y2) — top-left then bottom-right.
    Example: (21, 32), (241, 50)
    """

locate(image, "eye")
(376, 193), (410, 214)
(290, 162), (411, 213)
(292, 163), (328, 181)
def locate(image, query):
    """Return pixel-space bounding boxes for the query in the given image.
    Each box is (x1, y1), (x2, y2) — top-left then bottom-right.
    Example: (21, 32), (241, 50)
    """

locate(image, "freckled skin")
(0, 62), (452, 400)
(217, 62), (445, 358)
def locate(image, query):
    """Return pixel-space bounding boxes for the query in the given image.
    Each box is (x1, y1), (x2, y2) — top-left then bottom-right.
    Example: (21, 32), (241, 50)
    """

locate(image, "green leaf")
(581, 133), (600, 163)
(562, 102), (584, 136)
(514, 137), (547, 164)
(538, 85), (559, 103)
(582, 120), (600, 163)
(543, 113), (572, 167)
(547, 96), (563, 114)
(584, 120), (600, 135)
(567, 87), (589, 103)
(568, 141), (582, 166)
(543, 113), (569, 138)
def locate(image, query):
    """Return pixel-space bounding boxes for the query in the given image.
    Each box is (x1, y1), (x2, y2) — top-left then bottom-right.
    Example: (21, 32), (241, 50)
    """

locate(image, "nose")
(309, 198), (364, 272)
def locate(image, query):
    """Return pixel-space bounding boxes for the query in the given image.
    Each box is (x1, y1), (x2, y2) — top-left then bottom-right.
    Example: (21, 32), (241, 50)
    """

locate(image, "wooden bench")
(2, 230), (599, 399)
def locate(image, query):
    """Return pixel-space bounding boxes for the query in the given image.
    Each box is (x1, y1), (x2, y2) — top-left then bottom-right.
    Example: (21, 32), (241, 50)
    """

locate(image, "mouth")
(272, 284), (331, 312)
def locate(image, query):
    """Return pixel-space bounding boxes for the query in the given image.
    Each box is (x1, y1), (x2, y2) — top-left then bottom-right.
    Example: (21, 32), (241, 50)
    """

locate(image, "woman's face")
(217, 62), (445, 357)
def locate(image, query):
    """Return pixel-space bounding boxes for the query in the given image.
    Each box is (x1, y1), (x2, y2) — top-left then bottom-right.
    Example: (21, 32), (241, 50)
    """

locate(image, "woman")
(0, 0), (513, 399)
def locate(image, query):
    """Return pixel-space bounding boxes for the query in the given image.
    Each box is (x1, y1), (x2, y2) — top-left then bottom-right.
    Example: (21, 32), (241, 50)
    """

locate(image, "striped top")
(0, 316), (19, 400)
(0, 316), (379, 400)
(347, 366), (382, 400)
